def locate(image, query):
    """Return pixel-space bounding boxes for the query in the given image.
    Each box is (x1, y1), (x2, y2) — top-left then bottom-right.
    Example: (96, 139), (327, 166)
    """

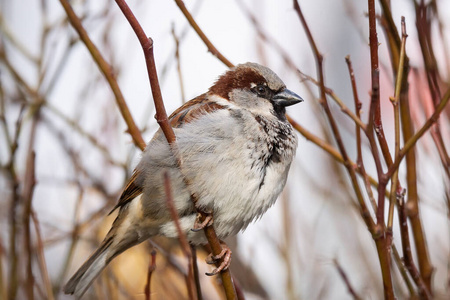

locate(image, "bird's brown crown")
(209, 63), (285, 101)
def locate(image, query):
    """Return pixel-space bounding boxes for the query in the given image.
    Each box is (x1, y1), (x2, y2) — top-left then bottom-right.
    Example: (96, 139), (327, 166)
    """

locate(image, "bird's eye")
(252, 84), (270, 98)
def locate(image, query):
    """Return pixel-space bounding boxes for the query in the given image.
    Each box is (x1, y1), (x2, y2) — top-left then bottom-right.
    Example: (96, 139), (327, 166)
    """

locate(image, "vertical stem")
(144, 250), (157, 300)
(367, 1), (394, 298)
(163, 172), (195, 300)
(190, 245), (203, 300)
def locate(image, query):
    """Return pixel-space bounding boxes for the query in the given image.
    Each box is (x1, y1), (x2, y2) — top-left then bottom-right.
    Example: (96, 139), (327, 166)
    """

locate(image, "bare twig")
(144, 250), (157, 300)
(345, 55), (377, 213)
(387, 16), (409, 248)
(397, 190), (432, 299)
(163, 172), (195, 300)
(31, 211), (55, 300)
(22, 150), (37, 300)
(190, 245), (203, 300)
(287, 115), (384, 196)
(333, 259), (362, 300)
(368, 0), (392, 167)
(392, 245), (418, 299)
(171, 25), (186, 103)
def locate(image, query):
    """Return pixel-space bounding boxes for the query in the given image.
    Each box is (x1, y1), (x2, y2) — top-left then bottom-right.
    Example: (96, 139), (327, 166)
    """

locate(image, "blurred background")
(1, 0), (449, 299)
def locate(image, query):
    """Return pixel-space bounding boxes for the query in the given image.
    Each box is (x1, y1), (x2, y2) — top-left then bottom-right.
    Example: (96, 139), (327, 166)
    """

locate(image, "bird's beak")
(272, 89), (304, 107)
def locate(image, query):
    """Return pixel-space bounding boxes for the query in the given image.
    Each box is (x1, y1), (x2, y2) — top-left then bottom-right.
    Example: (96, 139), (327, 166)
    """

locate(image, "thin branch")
(345, 55), (377, 213)
(288, 115), (386, 197)
(163, 172), (195, 300)
(144, 250), (157, 300)
(297, 70), (367, 131)
(397, 191), (432, 299)
(333, 259), (362, 300)
(392, 245), (418, 299)
(387, 16), (408, 240)
(22, 150), (37, 300)
(368, 0), (393, 168)
(171, 25), (186, 103)
(190, 245), (203, 300)
(31, 211), (55, 300)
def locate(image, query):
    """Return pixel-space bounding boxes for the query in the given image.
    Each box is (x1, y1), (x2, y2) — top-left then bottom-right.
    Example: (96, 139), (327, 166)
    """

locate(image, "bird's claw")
(205, 246), (232, 276)
(191, 213), (213, 232)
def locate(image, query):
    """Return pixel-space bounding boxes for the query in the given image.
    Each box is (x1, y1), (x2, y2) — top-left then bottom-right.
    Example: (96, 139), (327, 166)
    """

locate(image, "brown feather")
(109, 171), (142, 214)
(209, 67), (266, 101)
(169, 93), (227, 127)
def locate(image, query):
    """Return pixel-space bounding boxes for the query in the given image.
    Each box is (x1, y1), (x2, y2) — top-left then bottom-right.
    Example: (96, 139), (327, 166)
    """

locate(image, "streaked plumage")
(64, 62), (303, 297)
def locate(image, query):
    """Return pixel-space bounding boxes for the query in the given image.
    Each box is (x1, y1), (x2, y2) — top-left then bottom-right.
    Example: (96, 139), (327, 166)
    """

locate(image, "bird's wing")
(169, 93), (226, 128)
(109, 171), (143, 214)
(110, 93), (227, 214)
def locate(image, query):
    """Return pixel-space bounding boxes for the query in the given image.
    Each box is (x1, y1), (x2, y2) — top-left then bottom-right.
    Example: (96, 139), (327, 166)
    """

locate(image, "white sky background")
(1, 0), (450, 299)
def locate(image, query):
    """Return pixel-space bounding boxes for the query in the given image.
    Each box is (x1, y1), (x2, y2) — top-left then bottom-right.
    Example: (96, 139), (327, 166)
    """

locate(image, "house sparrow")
(64, 62), (303, 297)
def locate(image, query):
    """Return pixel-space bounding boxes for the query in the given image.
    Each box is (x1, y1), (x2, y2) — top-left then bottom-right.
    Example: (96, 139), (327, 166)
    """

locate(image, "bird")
(64, 62), (303, 297)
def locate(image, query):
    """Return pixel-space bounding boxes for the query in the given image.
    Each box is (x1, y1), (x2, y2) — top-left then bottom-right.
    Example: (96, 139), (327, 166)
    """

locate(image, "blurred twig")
(171, 25), (186, 104)
(58, 0), (146, 150)
(163, 172), (196, 300)
(144, 250), (157, 300)
(190, 245), (203, 300)
(31, 211), (55, 300)
(22, 149), (37, 300)
(333, 259), (362, 300)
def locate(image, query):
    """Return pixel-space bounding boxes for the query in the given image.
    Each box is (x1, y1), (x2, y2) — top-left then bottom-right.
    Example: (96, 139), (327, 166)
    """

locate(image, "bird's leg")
(205, 241), (232, 276)
(191, 211), (213, 232)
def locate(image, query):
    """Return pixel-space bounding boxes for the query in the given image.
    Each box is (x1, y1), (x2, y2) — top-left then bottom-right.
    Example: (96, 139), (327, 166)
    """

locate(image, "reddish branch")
(345, 56), (377, 212)
(334, 259), (362, 300)
(163, 172), (195, 300)
(144, 250), (157, 300)
(397, 191), (432, 299)
(414, 1), (450, 177)
(367, 0), (392, 167)
(190, 245), (203, 300)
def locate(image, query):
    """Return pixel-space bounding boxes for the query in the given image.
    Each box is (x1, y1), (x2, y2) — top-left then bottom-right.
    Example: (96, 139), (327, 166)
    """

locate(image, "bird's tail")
(63, 236), (115, 298)
(63, 215), (143, 298)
